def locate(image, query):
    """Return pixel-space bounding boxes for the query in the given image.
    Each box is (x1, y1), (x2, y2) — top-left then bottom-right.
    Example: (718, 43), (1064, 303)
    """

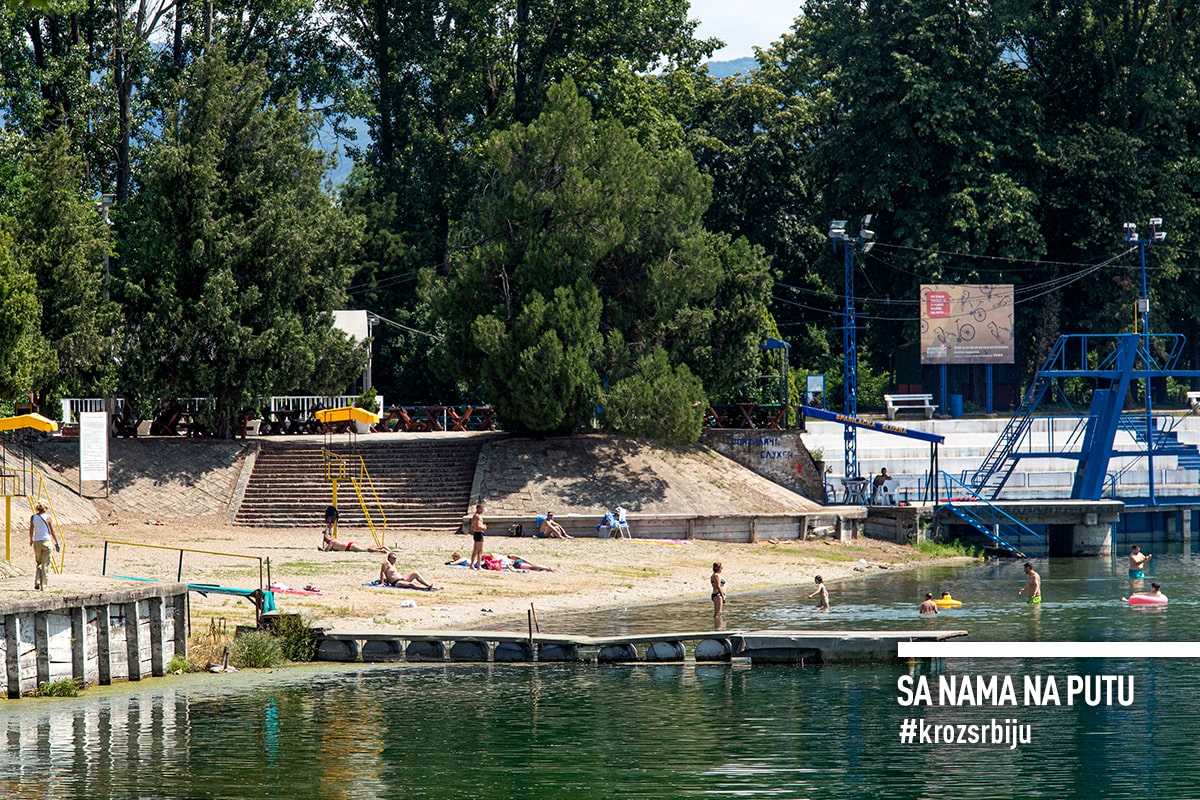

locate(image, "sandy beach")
(0, 512), (968, 634)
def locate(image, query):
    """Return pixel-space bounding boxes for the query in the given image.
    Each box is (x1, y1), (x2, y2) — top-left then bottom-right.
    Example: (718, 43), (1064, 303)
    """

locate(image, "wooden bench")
(884, 393), (935, 420)
(1188, 391), (1200, 414)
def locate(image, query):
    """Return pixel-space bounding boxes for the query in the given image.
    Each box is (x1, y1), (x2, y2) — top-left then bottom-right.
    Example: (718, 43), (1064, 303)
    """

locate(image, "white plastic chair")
(879, 479), (899, 506)
(613, 507), (631, 539)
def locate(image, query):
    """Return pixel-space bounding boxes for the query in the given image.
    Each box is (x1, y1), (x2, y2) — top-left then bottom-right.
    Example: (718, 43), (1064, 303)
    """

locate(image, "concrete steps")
(233, 439), (484, 531)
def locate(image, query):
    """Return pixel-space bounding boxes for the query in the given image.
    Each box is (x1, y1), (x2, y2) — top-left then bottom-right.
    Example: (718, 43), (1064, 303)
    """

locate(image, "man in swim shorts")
(1018, 562), (1041, 604)
(379, 552), (437, 589)
(1128, 544), (1151, 579)
(919, 593), (939, 615)
(469, 503), (487, 569)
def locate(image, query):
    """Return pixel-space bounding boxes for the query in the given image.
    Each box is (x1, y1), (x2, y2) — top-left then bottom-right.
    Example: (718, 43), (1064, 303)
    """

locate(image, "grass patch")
(916, 539), (983, 558)
(31, 678), (85, 697)
(187, 618), (233, 671)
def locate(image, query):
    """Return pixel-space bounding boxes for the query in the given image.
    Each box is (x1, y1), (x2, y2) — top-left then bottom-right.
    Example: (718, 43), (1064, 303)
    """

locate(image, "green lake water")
(5, 549), (1200, 799)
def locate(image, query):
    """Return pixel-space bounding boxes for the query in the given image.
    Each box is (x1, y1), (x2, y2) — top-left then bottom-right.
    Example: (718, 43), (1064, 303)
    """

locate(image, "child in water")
(808, 575), (830, 611)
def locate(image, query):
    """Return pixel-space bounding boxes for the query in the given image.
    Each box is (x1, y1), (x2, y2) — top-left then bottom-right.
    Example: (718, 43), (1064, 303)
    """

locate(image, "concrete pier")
(314, 628), (967, 666)
(0, 583), (188, 698)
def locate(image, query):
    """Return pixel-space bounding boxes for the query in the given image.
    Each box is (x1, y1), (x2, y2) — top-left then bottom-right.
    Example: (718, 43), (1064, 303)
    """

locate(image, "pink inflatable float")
(1125, 593), (1168, 606)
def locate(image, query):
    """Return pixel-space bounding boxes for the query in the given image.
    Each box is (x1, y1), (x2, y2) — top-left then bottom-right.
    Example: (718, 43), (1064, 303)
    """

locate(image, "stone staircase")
(233, 438), (485, 532)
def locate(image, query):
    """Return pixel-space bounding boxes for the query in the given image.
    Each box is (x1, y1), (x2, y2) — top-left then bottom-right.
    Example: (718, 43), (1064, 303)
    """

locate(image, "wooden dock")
(313, 628), (968, 665)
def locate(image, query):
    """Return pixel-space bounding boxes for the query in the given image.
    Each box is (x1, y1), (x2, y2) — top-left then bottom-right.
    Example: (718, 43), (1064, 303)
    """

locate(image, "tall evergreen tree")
(427, 79), (773, 440)
(118, 46), (364, 435)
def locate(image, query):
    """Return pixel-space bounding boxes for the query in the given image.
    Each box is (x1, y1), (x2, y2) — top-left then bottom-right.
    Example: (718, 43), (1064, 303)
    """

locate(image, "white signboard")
(79, 411), (109, 482)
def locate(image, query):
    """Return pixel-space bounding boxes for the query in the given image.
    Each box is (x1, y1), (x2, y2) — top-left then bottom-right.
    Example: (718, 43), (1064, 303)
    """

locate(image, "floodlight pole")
(1125, 218), (1164, 505)
(829, 216), (874, 481)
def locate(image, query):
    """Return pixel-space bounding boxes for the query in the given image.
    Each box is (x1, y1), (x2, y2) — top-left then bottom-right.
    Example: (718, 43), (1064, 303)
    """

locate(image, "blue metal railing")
(939, 471), (1044, 557)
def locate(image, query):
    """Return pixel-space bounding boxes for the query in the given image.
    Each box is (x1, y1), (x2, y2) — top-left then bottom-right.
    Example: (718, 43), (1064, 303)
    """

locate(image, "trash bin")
(949, 394), (964, 418)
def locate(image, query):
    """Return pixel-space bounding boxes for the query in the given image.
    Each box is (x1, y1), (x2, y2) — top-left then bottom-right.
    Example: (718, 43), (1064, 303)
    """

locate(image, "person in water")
(1018, 562), (1041, 604)
(711, 562), (726, 617)
(1124, 582), (1165, 603)
(919, 593), (939, 615)
(808, 575), (830, 611)
(1128, 545), (1152, 579)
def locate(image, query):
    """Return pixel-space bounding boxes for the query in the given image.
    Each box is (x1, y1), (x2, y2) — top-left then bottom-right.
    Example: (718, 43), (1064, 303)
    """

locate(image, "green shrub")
(271, 614), (317, 662)
(168, 654), (189, 674)
(229, 631), (285, 668)
(32, 678), (84, 697)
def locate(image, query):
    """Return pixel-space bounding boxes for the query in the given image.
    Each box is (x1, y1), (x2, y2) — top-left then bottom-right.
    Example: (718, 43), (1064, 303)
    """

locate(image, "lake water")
(5, 548), (1200, 799)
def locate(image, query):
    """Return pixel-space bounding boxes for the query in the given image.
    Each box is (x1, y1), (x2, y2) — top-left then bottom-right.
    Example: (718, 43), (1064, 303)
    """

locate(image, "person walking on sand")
(1017, 562), (1042, 604)
(919, 593), (939, 615)
(470, 503), (487, 569)
(1128, 545), (1151, 579)
(711, 562), (726, 617)
(809, 575), (830, 611)
(29, 502), (60, 591)
(379, 552), (437, 590)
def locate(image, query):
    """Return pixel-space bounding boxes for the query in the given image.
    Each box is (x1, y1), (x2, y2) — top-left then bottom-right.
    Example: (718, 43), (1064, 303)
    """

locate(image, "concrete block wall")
(1, 584), (188, 698)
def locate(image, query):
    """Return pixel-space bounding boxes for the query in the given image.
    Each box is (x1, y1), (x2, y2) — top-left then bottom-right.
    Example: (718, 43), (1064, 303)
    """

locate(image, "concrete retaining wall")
(460, 510), (866, 543)
(1, 584), (188, 698)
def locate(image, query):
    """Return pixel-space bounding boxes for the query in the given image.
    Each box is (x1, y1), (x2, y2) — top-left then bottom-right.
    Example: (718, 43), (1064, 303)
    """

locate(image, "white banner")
(79, 411), (109, 482)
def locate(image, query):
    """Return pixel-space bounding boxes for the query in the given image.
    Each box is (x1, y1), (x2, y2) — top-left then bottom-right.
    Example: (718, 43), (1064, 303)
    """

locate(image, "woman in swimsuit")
(711, 562), (726, 617)
(320, 532), (388, 553)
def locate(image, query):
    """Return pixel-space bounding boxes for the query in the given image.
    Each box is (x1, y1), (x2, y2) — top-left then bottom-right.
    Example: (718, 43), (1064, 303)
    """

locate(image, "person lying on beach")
(445, 551), (469, 566)
(509, 555), (555, 572)
(321, 531), (388, 553)
(379, 552), (437, 589)
(539, 512), (573, 539)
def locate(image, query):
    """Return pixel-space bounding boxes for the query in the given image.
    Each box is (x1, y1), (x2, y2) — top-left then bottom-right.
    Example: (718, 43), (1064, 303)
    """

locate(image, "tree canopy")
(4, 0), (1200, 438)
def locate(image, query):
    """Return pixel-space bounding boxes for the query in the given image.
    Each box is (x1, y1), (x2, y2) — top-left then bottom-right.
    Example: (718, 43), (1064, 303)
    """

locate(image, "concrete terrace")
(800, 414), (1200, 504)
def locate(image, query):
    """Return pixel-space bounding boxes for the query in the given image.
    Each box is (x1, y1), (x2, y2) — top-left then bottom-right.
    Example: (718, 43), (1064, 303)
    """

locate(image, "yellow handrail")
(102, 539), (268, 588)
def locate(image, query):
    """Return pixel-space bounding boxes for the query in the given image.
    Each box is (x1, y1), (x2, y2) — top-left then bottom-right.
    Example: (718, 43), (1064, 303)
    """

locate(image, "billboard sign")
(920, 284), (1014, 364)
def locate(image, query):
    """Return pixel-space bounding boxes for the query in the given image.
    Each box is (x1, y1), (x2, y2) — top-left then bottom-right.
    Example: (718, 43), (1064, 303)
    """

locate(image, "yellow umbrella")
(0, 413), (59, 433)
(314, 406), (381, 425)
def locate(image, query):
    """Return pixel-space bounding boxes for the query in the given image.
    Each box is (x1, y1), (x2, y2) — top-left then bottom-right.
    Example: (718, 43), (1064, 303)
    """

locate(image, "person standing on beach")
(28, 502), (60, 591)
(1018, 562), (1041, 604)
(1128, 545), (1151, 579)
(469, 503), (487, 569)
(711, 562), (726, 617)
(809, 575), (830, 611)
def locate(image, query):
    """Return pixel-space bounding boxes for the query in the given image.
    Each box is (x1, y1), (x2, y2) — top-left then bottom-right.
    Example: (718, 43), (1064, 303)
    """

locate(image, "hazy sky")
(689, 0), (801, 61)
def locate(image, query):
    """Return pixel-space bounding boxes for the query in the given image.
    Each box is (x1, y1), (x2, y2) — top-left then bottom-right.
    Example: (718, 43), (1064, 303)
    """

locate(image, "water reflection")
(5, 554), (1200, 798)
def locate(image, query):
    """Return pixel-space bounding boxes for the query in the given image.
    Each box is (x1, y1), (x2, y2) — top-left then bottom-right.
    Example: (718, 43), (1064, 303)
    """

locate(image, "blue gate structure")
(966, 333), (1200, 505)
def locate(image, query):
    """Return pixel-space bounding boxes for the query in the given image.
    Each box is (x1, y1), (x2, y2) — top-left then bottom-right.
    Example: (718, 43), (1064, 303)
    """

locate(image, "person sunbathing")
(321, 531), (388, 553)
(445, 551), (470, 566)
(538, 512), (573, 539)
(379, 553), (437, 589)
(509, 555), (555, 572)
